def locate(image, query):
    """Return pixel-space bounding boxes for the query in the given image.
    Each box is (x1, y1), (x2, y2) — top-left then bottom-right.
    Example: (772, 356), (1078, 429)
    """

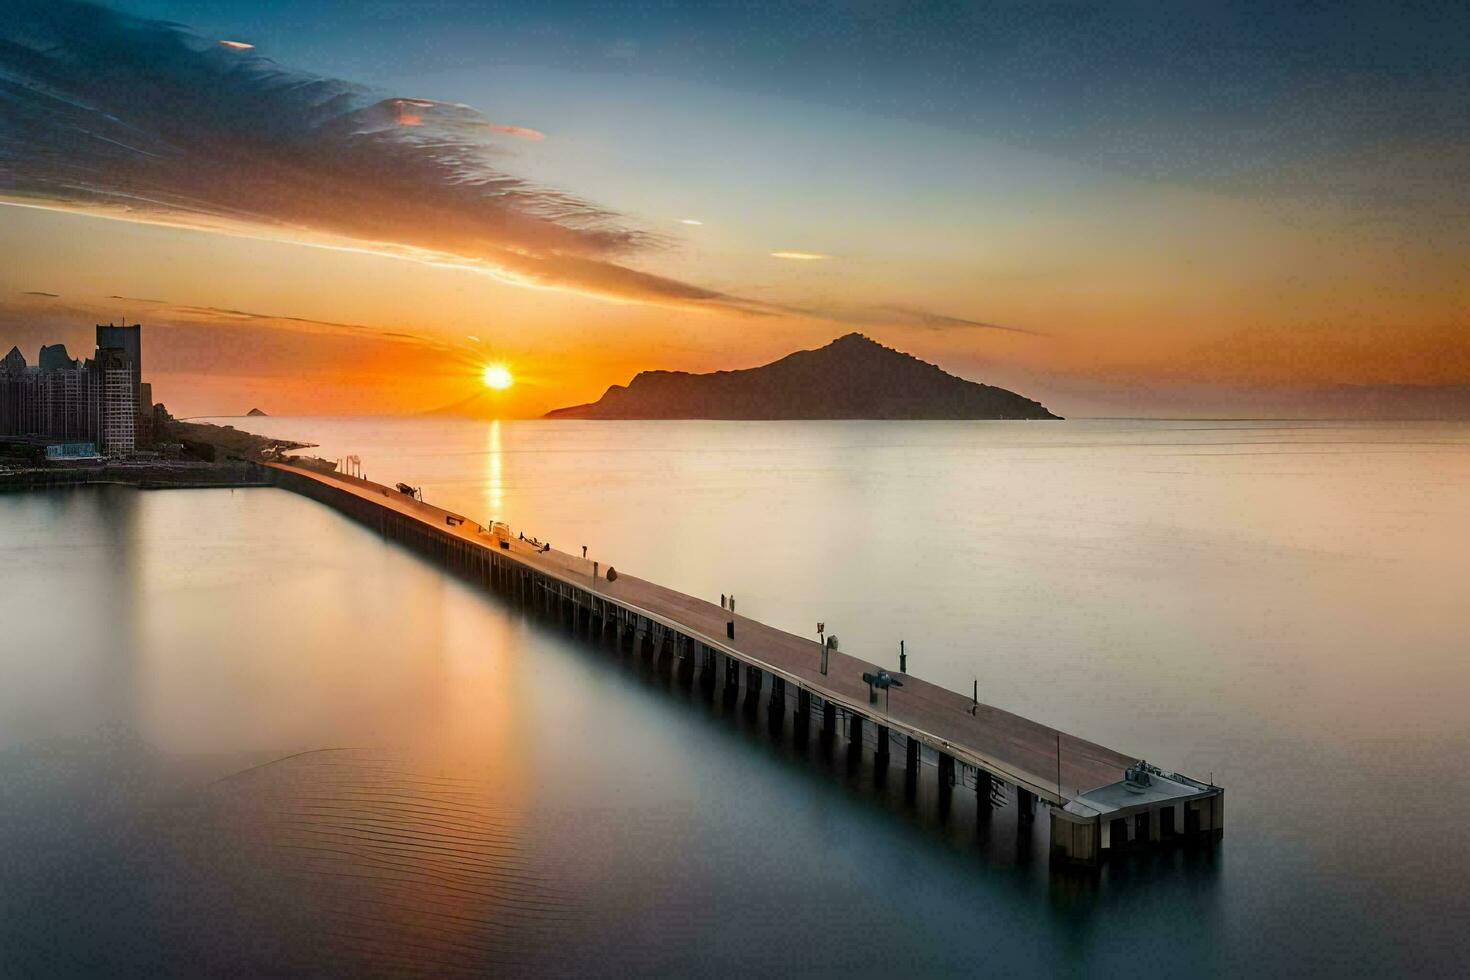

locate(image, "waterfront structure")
(268, 460), (1225, 867)
(44, 442), (101, 461)
(0, 323), (150, 457)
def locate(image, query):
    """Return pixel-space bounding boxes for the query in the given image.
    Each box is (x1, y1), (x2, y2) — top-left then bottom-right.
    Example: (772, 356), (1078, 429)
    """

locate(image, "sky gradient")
(1, 0), (1466, 417)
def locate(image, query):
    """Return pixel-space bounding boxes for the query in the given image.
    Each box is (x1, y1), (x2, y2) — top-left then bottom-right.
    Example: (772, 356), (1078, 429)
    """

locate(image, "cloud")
(874, 305), (1047, 336)
(22, 291), (60, 297)
(770, 251), (831, 260)
(479, 122), (546, 141)
(679, 219), (703, 226)
(0, 0), (766, 315)
(217, 40), (253, 50)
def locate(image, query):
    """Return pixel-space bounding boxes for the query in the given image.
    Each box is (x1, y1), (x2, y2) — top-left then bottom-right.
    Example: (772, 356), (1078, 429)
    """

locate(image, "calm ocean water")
(2, 418), (1466, 976)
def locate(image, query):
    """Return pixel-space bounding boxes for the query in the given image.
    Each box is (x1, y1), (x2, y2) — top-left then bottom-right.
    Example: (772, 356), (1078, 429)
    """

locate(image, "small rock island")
(545, 333), (1060, 420)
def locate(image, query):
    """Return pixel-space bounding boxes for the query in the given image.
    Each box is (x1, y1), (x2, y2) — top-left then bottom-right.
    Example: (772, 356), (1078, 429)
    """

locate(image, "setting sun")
(481, 364), (513, 390)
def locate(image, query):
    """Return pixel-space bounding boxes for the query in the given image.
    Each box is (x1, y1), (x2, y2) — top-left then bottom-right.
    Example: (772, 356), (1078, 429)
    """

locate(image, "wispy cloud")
(22, 291), (60, 298)
(217, 40), (254, 50)
(0, 0), (768, 315)
(480, 122), (546, 141)
(770, 251), (831, 261)
(875, 305), (1047, 336)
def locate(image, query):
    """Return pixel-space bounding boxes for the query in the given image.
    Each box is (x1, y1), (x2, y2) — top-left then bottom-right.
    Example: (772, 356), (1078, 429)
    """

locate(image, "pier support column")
(1017, 787), (1036, 823)
(848, 712), (863, 746)
(745, 664), (762, 694)
(677, 642), (696, 684)
(876, 725), (890, 763)
(937, 753), (956, 814)
(904, 736), (920, 797)
(1050, 811), (1100, 867)
(821, 700), (837, 740)
(976, 770), (995, 812)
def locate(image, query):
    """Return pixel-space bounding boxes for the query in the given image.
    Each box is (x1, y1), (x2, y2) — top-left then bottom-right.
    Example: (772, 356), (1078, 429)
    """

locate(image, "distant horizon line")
(181, 413), (1470, 424)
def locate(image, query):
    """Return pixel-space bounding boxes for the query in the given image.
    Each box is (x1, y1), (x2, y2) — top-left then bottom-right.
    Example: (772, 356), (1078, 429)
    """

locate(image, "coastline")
(0, 419), (317, 491)
(0, 459), (272, 491)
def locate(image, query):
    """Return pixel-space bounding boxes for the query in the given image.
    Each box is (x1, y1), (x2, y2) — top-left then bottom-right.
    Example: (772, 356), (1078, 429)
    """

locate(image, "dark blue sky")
(109, 0), (1470, 191)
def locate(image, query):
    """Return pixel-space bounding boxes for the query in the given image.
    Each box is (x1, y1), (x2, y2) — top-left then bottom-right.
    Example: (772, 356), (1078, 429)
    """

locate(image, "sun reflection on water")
(486, 418), (505, 521)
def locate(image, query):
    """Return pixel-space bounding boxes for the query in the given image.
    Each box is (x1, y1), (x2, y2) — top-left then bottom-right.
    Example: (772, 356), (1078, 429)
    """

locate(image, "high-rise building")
(43, 361), (87, 439)
(95, 347), (136, 457)
(137, 381), (154, 445)
(0, 323), (152, 456)
(38, 343), (78, 373)
(1, 345), (24, 375)
(95, 323), (144, 443)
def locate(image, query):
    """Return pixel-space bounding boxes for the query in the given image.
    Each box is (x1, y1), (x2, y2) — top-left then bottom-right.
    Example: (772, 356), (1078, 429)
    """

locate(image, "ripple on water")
(172, 748), (580, 974)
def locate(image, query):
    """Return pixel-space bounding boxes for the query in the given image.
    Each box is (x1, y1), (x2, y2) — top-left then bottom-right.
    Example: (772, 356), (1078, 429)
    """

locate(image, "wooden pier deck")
(265, 460), (1224, 865)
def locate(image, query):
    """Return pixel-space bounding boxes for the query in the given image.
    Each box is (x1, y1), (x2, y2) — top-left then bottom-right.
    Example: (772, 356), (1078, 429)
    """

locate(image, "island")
(545, 333), (1060, 420)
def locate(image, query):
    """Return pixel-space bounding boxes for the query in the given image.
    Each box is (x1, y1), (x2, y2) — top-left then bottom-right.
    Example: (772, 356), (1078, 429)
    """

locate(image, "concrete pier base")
(1051, 810), (1100, 867)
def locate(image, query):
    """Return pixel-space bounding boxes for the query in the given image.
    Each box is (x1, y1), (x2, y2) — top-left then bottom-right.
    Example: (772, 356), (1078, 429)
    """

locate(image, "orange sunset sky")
(1, 1), (1466, 419)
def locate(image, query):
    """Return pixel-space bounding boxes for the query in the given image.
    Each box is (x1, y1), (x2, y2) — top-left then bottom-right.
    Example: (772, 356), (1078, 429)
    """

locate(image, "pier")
(266, 461), (1223, 867)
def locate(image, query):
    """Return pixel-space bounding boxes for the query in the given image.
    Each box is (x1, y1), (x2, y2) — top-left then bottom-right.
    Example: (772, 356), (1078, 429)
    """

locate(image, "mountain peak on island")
(545, 334), (1060, 420)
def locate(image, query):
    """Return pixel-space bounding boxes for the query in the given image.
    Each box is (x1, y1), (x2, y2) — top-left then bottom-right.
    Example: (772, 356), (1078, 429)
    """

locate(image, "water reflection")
(4, 417), (1468, 974)
(485, 418), (504, 520)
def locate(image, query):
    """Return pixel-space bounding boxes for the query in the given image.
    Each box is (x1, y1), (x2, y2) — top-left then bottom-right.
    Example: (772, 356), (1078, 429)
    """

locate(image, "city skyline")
(1, 321), (151, 456)
(2, 0), (1467, 419)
